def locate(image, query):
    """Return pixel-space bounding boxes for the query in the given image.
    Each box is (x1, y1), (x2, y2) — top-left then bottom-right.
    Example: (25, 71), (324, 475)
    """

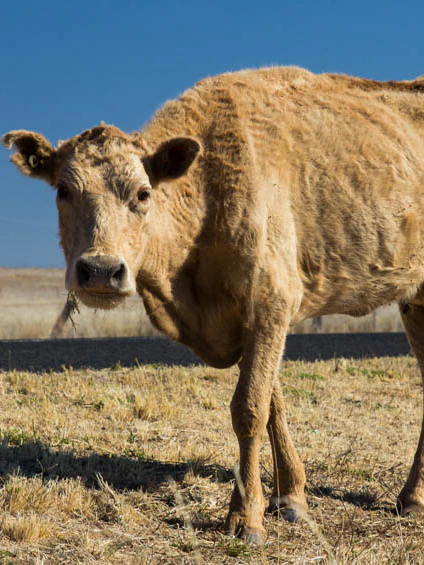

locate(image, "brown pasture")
(0, 357), (423, 563)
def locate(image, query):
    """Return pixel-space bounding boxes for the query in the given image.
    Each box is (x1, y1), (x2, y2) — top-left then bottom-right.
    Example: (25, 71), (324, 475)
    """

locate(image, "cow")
(3, 66), (424, 545)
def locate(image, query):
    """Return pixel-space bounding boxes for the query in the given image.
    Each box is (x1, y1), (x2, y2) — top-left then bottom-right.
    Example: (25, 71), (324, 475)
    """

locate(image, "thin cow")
(4, 66), (424, 545)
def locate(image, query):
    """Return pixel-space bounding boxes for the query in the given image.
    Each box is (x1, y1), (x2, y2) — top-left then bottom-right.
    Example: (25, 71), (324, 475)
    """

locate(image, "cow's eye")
(137, 189), (151, 202)
(57, 184), (69, 200)
(130, 187), (151, 213)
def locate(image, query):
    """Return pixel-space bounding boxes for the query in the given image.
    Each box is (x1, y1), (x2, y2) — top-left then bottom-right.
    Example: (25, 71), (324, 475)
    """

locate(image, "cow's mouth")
(75, 290), (129, 310)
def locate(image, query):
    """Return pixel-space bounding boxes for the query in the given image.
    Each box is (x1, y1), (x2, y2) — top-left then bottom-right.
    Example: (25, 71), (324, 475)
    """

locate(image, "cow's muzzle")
(70, 255), (135, 307)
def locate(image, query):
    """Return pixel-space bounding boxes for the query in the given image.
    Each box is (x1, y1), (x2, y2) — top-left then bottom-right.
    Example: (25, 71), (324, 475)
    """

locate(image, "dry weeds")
(0, 269), (156, 340)
(0, 268), (404, 340)
(1, 356), (424, 563)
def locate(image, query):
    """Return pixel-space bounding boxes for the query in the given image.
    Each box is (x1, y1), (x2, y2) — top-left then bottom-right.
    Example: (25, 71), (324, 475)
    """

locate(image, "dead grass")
(0, 268), (404, 340)
(0, 268), (157, 340)
(292, 307), (403, 334)
(1, 357), (424, 562)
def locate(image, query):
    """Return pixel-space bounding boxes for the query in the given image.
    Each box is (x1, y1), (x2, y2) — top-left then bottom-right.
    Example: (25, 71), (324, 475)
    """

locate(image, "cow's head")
(3, 125), (200, 309)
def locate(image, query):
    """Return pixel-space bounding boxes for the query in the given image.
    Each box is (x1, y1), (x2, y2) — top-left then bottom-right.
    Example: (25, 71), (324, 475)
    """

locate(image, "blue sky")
(1, 0), (423, 267)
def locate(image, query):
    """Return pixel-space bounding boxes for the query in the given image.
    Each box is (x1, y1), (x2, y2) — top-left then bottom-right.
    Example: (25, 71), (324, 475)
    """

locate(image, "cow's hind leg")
(398, 303), (424, 514)
(266, 380), (308, 521)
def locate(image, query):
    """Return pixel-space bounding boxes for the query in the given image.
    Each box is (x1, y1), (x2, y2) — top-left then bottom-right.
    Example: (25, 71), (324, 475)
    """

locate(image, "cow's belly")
(291, 197), (424, 322)
(295, 261), (424, 322)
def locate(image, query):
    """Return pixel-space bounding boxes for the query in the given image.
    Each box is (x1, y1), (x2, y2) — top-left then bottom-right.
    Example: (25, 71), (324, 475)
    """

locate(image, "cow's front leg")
(397, 303), (424, 514)
(224, 305), (289, 545)
(267, 379), (307, 521)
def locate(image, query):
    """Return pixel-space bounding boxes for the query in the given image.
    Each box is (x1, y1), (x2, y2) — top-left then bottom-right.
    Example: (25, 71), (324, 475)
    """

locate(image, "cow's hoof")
(400, 504), (424, 516)
(239, 526), (265, 546)
(224, 514), (265, 546)
(268, 495), (308, 523)
(397, 497), (424, 516)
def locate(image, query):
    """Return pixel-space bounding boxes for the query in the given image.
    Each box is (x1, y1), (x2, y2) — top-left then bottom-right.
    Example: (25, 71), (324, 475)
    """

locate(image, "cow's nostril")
(110, 262), (127, 286)
(74, 256), (129, 291)
(76, 258), (92, 286)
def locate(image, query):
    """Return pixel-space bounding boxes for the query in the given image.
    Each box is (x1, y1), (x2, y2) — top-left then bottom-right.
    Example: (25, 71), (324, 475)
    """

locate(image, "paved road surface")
(0, 333), (410, 372)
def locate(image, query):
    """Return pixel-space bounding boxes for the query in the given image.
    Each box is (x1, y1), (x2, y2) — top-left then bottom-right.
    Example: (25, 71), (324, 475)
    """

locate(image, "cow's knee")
(230, 399), (267, 439)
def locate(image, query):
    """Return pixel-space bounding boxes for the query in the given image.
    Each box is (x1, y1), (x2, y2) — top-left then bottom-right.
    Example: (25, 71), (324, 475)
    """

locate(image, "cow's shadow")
(1, 441), (397, 518)
(308, 485), (396, 514)
(0, 440), (233, 492)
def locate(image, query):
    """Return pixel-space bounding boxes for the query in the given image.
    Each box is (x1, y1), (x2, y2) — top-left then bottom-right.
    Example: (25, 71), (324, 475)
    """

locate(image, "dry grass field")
(0, 269), (156, 340)
(1, 356), (424, 563)
(0, 268), (404, 340)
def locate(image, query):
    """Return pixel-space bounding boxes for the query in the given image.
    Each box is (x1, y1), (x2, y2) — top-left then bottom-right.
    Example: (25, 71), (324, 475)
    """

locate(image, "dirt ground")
(1, 356), (424, 563)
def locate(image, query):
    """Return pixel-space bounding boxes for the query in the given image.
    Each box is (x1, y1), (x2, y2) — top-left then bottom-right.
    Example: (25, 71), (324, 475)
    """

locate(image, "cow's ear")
(144, 137), (201, 186)
(2, 130), (56, 183)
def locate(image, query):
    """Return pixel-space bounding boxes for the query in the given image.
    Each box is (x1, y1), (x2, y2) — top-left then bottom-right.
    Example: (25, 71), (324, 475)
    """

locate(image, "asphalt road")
(0, 333), (411, 372)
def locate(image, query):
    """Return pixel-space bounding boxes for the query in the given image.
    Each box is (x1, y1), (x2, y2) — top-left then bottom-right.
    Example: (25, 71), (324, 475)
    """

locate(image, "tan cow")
(4, 66), (424, 545)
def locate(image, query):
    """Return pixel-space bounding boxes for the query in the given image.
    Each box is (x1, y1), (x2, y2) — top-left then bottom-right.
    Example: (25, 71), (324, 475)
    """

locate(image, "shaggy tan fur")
(4, 66), (424, 544)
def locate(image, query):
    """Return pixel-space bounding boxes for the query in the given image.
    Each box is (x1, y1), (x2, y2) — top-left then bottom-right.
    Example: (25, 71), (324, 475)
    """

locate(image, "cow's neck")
(136, 185), (201, 345)
(136, 185), (243, 368)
